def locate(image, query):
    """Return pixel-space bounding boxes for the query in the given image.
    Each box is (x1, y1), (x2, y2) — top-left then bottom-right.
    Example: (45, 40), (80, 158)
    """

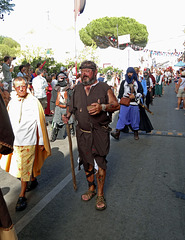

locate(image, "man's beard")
(57, 80), (67, 87)
(82, 75), (96, 86)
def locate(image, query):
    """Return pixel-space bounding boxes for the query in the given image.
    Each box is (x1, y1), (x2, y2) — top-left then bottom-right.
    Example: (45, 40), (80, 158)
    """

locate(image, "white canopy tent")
(96, 46), (144, 71)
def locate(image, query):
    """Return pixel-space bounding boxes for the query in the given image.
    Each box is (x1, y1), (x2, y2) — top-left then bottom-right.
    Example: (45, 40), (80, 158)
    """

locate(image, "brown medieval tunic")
(69, 81), (111, 171)
(0, 189), (13, 229)
(0, 93), (14, 231)
(0, 93), (14, 155)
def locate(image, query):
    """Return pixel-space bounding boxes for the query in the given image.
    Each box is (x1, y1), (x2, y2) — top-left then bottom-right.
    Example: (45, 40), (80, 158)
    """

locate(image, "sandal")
(81, 189), (96, 201)
(26, 178), (38, 192)
(95, 195), (107, 211)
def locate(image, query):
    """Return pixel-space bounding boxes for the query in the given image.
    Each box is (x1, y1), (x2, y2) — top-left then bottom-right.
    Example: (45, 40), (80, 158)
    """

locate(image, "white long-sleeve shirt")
(158, 75), (163, 85)
(8, 93), (44, 146)
(32, 75), (48, 99)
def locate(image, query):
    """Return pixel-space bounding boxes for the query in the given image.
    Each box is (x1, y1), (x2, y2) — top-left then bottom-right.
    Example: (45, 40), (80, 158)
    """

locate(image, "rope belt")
(80, 125), (109, 134)
(80, 128), (91, 134)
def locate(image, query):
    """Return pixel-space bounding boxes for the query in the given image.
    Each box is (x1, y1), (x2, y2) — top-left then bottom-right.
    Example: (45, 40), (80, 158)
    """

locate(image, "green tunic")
(155, 75), (162, 96)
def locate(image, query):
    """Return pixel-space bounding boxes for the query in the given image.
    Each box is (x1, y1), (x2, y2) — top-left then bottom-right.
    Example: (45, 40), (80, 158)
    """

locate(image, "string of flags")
(125, 43), (143, 51)
(103, 35), (184, 58)
(143, 49), (183, 57)
(106, 35), (183, 57)
(121, 44), (183, 57)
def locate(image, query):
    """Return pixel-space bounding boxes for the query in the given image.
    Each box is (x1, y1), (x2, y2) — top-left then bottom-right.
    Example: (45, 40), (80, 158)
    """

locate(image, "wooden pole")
(66, 123), (77, 191)
(139, 103), (154, 115)
(74, 10), (78, 78)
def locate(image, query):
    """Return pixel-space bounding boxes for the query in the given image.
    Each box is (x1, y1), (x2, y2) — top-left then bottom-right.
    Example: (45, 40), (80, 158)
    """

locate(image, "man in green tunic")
(155, 70), (163, 97)
(63, 61), (119, 210)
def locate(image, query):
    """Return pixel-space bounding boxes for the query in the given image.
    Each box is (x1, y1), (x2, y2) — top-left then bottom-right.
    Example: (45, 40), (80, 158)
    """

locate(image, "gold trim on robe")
(0, 98), (51, 178)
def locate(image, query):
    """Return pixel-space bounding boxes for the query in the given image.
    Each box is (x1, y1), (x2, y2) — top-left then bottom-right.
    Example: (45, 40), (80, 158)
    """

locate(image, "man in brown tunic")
(63, 61), (119, 210)
(0, 93), (18, 239)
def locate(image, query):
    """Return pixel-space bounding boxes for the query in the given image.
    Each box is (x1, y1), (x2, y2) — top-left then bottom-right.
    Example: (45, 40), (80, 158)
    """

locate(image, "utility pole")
(117, 24), (119, 49)
(47, 10), (50, 21)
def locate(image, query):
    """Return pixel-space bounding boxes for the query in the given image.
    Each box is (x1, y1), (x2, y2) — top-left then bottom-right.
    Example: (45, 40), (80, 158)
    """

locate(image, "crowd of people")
(0, 59), (119, 218)
(1, 55), (184, 120)
(103, 65), (185, 115)
(0, 55), (185, 238)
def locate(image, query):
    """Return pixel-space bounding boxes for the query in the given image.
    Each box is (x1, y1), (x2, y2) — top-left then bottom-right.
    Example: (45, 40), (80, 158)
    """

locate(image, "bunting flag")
(125, 45), (183, 56)
(125, 43), (144, 51)
(79, 0), (86, 14)
(143, 49), (183, 57)
(74, 0), (86, 21)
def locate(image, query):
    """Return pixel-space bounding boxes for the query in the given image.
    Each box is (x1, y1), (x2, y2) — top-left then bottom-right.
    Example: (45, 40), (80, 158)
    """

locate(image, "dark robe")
(0, 189), (12, 229)
(69, 82), (111, 170)
(139, 105), (153, 133)
(0, 93), (14, 154)
(118, 80), (153, 133)
(0, 93), (14, 230)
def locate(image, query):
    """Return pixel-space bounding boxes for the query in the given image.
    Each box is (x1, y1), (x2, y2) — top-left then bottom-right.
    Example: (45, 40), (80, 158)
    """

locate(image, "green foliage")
(79, 16), (148, 49)
(2, 37), (20, 48)
(0, 36), (4, 44)
(102, 66), (114, 73)
(98, 66), (122, 78)
(64, 45), (99, 73)
(78, 45), (99, 64)
(79, 28), (96, 47)
(0, 35), (21, 59)
(0, 0), (15, 20)
(20, 46), (47, 63)
(64, 59), (76, 68)
(12, 46), (67, 78)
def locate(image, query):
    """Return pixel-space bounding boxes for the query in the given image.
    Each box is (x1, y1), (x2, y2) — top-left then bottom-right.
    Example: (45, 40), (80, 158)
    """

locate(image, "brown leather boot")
(134, 130), (139, 140)
(111, 129), (120, 140)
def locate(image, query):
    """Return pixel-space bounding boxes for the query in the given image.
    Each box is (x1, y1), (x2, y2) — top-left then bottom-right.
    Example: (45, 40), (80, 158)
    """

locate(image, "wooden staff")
(66, 123), (77, 191)
(139, 103), (154, 115)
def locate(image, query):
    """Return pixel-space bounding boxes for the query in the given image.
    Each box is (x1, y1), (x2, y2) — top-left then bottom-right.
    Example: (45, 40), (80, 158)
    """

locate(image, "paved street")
(1, 81), (185, 240)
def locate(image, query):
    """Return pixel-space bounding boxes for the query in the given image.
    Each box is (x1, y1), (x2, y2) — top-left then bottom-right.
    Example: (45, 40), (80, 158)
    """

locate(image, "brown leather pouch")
(120, 97), (130, 106)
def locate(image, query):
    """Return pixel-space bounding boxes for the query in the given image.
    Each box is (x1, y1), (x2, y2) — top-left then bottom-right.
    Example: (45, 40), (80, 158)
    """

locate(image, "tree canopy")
(79, 16), (148, 50)
(0, 0), (15, 20)
(0, 35), (21, 59)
